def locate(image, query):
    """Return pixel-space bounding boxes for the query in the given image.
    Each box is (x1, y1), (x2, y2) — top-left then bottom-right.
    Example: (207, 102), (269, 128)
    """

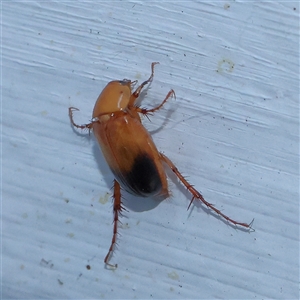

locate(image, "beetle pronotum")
(69, 62), (253, 268)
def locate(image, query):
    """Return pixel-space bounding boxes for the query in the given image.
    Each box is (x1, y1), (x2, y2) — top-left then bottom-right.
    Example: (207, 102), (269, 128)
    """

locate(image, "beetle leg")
(129, 62), (159, 106)
(159, 153), (252, 229)
(104, 180), (123, 269)
(134, 89), (175, 116)
(68, 107), (93, 130)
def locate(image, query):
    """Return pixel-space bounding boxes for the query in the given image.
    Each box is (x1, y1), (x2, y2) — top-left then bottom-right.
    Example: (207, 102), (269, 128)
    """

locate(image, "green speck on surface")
(168, 271), (179, 281)
(99, 192), (110, 204)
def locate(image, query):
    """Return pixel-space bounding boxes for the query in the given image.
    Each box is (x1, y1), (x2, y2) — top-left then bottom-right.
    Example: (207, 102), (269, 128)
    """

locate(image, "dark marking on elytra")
(120, 154), (162, 197)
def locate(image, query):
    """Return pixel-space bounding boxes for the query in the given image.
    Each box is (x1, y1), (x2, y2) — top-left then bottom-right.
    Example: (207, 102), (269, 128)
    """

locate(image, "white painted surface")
(2, 1), (299, 299)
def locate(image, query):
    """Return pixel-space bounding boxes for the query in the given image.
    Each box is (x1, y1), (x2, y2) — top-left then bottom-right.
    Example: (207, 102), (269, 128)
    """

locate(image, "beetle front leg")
(68, 107), (93, 130)
(160, 153), (253, 229)
(129, 62), (159, 106)
(104, 180), (124, 269)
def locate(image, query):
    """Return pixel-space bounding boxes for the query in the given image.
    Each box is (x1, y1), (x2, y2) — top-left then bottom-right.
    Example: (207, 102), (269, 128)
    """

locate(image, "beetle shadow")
(92, 143), (164, 213)
(122, 193), (165, 213)
(146, 107), (176, 135)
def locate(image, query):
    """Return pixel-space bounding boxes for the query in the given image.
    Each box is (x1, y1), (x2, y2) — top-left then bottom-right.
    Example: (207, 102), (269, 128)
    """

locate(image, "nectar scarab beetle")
(69, 62), (253, 268)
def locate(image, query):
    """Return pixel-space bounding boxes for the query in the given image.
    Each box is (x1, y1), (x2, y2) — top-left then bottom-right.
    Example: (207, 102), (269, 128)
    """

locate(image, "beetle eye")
(119, 79), (131, 85)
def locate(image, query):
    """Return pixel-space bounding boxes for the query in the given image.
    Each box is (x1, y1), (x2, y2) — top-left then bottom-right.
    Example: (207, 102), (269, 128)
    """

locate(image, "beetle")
(69, 62), (253, 268)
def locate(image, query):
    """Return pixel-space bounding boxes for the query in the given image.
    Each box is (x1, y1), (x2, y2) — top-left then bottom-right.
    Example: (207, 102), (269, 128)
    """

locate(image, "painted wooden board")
(2, 1), (298, 299)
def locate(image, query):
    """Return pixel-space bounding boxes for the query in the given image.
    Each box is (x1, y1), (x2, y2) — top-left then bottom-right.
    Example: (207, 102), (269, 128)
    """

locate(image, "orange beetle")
(69, 62), (253, 268)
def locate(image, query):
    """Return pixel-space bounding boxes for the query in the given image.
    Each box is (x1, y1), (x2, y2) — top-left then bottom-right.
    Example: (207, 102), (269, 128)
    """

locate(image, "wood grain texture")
(2, 1), (298, 299)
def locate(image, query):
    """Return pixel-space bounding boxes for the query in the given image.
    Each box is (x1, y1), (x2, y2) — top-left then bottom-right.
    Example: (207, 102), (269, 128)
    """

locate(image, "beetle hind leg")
(131, 62), (159, 99)
(104, 180), (124, 269)
(129, 62), (159, 106)
(160, 153), (252, 229)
